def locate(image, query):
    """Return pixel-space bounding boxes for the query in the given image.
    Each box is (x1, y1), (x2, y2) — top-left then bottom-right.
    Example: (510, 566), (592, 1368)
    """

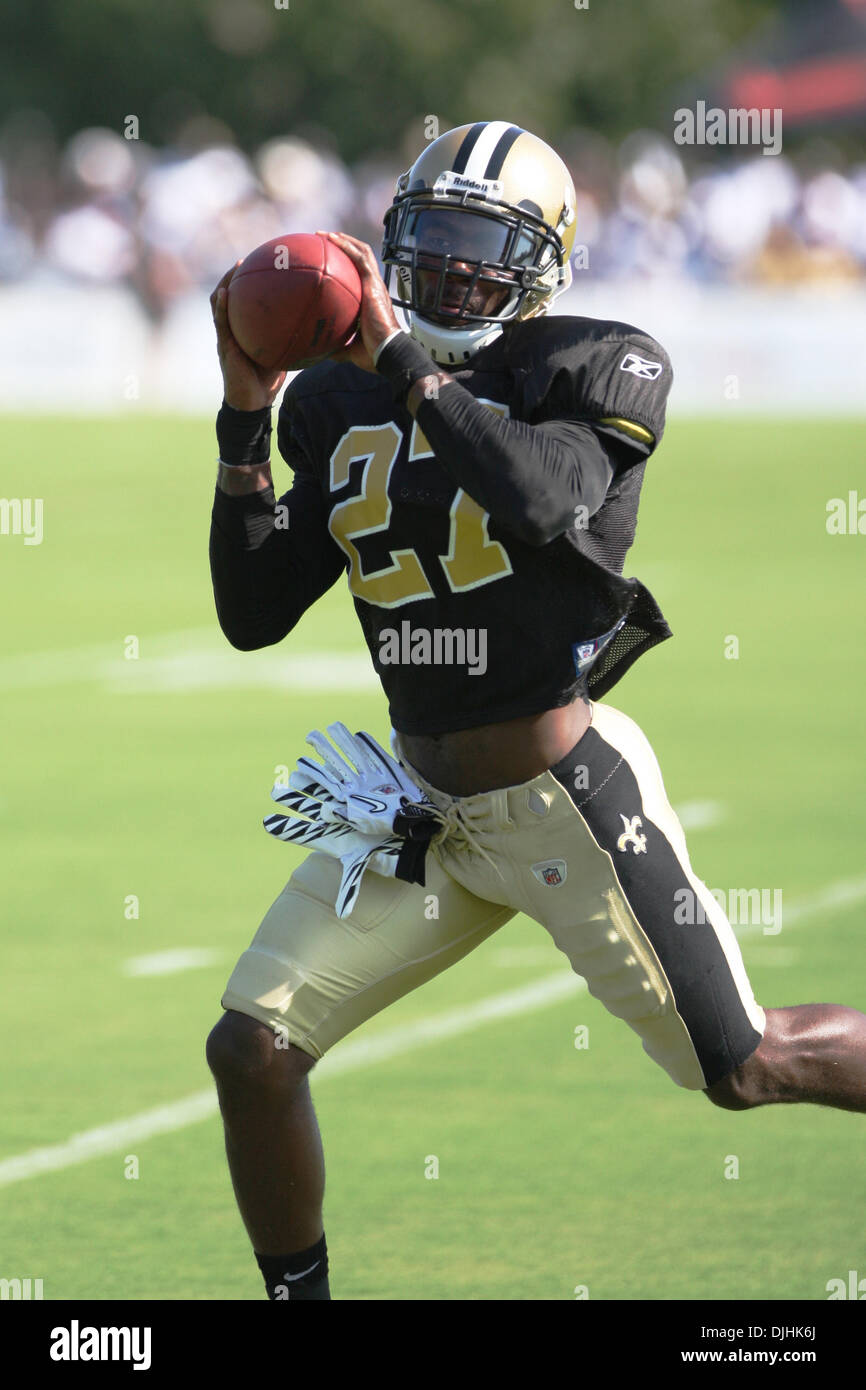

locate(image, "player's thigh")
(533, 701), (766, 1090)
(221, 851), (513, 1060)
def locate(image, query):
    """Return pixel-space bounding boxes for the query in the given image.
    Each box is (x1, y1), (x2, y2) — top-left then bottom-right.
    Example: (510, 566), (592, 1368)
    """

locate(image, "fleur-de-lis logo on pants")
(616, 814), (647, 855)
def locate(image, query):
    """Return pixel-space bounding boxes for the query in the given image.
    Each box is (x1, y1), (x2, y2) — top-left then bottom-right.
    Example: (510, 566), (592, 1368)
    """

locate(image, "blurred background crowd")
(1, 0), (864, 409)
(1, 119), (865, 324)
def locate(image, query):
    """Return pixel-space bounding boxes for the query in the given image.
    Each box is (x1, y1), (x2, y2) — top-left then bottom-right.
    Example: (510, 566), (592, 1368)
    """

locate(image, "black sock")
(255, 1234), (330, 1301)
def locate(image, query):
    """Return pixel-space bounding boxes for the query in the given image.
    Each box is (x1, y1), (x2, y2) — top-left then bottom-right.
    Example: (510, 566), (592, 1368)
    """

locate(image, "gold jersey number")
(327, 403), (513, 610)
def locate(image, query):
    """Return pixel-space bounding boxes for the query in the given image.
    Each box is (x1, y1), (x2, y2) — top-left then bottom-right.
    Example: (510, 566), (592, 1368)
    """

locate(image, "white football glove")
(290, 723), (430, 836)
(263, 725), (441, 919)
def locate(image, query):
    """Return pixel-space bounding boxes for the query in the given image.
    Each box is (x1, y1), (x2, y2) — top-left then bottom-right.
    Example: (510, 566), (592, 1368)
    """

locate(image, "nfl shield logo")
(532, 859), (567, 887)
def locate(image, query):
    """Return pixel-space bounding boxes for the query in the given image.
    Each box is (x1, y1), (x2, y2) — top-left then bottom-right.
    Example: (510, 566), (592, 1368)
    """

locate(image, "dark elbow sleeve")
(214, 600), (293, 652)
(209, 537), (298, 650)
(209, 482), (345, 648)
(213, 587), (304, 651)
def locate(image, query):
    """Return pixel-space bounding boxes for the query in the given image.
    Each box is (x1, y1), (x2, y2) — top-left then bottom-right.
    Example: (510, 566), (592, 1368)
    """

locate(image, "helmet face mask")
(384, 197), (561, 328)
(381, 122), (576, 364)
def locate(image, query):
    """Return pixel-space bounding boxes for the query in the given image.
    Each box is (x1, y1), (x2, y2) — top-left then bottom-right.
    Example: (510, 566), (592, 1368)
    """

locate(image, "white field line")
(0, 972), (581, 1189)
(778, 876), (866, 927)
(1, 880), (864, 1189)
(0, 630), (376, 694)
(122, 949), (227, 978)
(675, 800), (725, 831)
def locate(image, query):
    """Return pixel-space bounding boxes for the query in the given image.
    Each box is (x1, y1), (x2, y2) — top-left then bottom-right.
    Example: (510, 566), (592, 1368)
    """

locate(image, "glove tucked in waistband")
(263, 723), (443, 919)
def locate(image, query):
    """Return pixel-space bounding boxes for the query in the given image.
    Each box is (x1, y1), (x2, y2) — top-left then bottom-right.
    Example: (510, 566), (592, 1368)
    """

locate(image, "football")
(226, 232), (362, 371)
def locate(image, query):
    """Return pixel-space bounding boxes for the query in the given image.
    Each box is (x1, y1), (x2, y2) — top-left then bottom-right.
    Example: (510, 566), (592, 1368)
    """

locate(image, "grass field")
(1, 411), (865, 1302)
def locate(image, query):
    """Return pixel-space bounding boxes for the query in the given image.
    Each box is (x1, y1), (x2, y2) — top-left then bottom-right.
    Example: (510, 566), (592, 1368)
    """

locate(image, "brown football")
(226, 232), (362, 371)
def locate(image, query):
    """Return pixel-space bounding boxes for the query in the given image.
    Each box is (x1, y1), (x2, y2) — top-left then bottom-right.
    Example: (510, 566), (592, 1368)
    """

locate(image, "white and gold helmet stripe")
(452, 121), (523, 180)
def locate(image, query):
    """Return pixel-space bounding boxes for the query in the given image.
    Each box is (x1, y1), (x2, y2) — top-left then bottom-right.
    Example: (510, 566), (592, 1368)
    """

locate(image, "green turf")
(1, 413), (864, 1300)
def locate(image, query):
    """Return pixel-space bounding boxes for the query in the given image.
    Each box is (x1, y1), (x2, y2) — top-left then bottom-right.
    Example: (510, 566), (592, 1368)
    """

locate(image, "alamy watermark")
(49, 1321), (152, 1370)
(674, 101), (782, 156)
(827, 1270), (866, 1299)
(826, 491), (865, 535)
(675, 886), (782, 935)
(378, 621), (487, 676)
(1, 1276), (43, 1299)
(0, 497), (43, 545)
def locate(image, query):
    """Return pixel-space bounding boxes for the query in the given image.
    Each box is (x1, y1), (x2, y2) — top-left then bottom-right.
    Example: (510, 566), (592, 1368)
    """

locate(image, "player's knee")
(706, 1009), (807, 1109)
(206, 1010), (316, 1090)
(703, 1049), (770, 1110)
(703, 1069), (757, 1110)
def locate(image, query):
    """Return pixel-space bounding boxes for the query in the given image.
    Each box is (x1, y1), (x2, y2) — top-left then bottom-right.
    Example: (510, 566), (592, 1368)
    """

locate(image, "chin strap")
(408, 313), (505, 365)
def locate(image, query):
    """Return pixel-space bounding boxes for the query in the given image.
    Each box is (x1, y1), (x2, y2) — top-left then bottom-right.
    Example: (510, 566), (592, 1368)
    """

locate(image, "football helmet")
(382, 121), (577, 365)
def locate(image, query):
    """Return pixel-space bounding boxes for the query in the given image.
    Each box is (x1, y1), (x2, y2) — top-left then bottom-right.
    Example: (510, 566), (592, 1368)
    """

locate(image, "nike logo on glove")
(345, 794), (389, 814)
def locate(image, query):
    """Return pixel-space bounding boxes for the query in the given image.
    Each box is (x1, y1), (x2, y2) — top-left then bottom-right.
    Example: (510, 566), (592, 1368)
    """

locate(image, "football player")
(206, 122), (866, 1301)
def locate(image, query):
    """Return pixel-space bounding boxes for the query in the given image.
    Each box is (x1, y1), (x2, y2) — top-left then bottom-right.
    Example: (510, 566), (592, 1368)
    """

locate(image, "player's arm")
(405, 379), (617, 546)
(208, 267), (346, 650)
(210, 463), (346, 651)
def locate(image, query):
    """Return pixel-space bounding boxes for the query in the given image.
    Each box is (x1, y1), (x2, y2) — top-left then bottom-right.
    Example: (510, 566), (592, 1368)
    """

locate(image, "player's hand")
(211, 264), (287, 411)
(317, 231), (401, 373)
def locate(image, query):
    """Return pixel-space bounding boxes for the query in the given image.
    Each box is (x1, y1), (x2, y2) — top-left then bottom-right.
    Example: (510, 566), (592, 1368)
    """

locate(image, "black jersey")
(210, 315), (674, 736)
